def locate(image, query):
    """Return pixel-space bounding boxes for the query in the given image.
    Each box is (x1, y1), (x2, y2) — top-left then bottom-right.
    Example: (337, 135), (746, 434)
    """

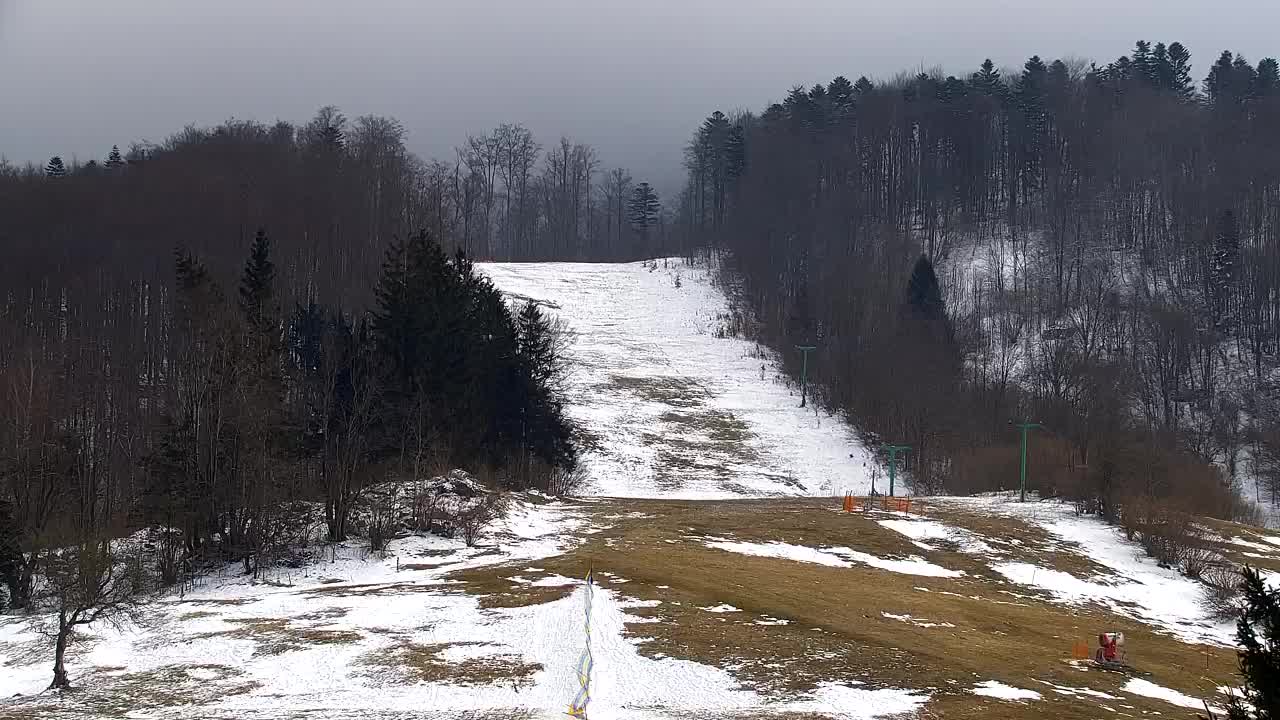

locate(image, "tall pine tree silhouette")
(907, 255), (945, 321)
(1228, 567), (1279, 719)
(1211, 210), (1241, 329)
(105, 145), (125, 171)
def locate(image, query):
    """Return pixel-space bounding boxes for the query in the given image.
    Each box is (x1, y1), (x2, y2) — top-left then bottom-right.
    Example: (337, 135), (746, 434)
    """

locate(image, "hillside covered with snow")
(481, 259), (877, 499)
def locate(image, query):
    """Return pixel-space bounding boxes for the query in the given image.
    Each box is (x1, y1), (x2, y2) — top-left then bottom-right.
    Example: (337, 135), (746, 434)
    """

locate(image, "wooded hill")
(0, 118), (585, 611)
(675, 42), (1280, 521)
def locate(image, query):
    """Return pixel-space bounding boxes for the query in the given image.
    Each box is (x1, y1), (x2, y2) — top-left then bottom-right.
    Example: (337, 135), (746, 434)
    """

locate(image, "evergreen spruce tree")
(45, 156), (67, 178)
(1017, 57), (1050, 191)
(627, 180), (660, 253)
(1234, 55), (1259, 98)
(971, 59), (1003, 96)
(1255, 59), (1279, 98)
(1206, 51), (1241, 104)
(1152, 42), (1175, 92)
(1133, 40), (1156, 87)
(1227, 566), (1279, 719)
(725, 124), (747, 183)
(238, 229), (285, 440)
(0, 494), (24, 609)
(1107, 56), (1135, 86)
(907, 255), (945, 321)
(827, 76), (855, 111)
(1211, 209), (1241, 328)
(853, 76), (875, 96)
(628, 182), (661, 244)
(1168, 43), (1196, 99)
(105, 145), (125, 171)
(514, 301), (576, 472)
(239, 229), (276, 334)
(320, 122), (345, 151)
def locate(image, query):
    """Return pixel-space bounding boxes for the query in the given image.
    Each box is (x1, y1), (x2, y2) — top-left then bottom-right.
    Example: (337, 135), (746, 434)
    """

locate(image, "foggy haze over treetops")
(3, 0), (1279, 194)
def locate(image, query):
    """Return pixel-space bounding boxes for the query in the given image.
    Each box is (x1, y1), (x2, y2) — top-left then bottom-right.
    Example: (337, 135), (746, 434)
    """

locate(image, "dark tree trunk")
(50, 612), (71, 689)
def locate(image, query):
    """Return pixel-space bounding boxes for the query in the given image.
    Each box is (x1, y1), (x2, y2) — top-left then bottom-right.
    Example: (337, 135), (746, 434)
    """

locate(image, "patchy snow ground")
(881, 612), (955, 629)
(877, 518), (996, 554)
(0, 498), (930, 720)
(1124, 678), (1223, 713)
(703, 537), (963, 577)
(481, 260), (875, 498)
(936, 496), (1238, 645)
(970, 680), (1042, 701)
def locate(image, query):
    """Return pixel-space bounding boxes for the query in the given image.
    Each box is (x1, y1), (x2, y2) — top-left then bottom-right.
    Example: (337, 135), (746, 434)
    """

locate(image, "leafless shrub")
(545, 464), (587, 496)
(1180, 542), (1218, 581)
(150, 527), (185, 587)
(1201, 562), (1244, 620)
(366, 486), (400, 553)
(457, 494), (507, 548)
(412, 486), (443, 533)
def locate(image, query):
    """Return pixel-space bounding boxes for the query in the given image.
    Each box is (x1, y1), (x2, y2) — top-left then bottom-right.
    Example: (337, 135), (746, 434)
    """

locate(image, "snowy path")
(481, 260), (875, 498)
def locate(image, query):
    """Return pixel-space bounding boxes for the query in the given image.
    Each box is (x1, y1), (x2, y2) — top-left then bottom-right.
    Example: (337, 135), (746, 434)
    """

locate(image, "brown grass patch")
(178, 610), (219, 620)
(359, 641), (541, 688)
(605, 374), (708, 408)
(189, 617), (362, 656)
(295, 606), (351, 622)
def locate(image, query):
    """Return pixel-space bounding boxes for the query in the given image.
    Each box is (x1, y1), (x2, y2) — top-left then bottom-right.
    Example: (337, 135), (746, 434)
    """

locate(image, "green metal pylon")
(882, 444), (910, 497)
(795, 345), (816, 408)
(1013, 422), (1042, 502)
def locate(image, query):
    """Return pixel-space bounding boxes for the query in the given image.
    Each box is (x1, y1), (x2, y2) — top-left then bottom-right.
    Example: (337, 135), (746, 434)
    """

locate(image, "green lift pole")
(796, 345), (816, 408)
(882, 444), (910, 497)
(1014, 422), (1042, 503)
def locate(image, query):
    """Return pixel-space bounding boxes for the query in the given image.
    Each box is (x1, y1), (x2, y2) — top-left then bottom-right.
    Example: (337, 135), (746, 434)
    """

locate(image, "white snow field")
(480, 260), (876, 498)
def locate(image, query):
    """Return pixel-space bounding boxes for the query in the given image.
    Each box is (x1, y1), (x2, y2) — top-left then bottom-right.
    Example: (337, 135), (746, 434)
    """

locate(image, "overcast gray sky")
(2, 1), (1278, 194)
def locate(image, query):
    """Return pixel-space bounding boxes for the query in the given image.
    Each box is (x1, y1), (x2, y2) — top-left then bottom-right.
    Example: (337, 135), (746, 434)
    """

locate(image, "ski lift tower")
(795, 345), (817, 408)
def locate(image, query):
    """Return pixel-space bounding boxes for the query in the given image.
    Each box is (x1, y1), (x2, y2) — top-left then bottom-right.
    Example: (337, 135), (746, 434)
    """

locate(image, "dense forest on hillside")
(0, 115), (599, 611)
(676, 42), (1280, 521)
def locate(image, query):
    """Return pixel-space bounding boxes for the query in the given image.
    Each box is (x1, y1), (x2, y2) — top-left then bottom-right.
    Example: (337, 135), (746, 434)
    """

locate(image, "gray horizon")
(2, 0), (1277, 197)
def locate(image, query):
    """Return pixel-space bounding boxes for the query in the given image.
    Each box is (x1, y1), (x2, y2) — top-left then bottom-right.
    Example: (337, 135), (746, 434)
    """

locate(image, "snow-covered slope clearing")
(480, 260), (875, 498)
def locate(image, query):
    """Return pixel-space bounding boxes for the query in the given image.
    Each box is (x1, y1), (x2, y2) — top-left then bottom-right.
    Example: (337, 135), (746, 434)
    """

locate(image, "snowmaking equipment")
(1094, 631), (1128, 671)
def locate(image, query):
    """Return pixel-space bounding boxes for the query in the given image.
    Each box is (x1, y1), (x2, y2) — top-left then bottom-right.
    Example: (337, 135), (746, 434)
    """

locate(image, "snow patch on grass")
(1036, 679), (1120, 699)
(779, 682), (932, 717)
(1124, 678), (1221, 712)
(971, 680), (1042, 701)
(826, 547), (964, 578)
(704, 538), (963, 577)
(877, 518), (997, 554)
(942, 497), (1236, 645)
(704, 539), (850, 568)
(881, 612), (956, 628)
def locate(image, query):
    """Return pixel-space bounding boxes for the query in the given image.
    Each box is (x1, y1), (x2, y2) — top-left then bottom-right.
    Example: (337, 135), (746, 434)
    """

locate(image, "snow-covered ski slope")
(481, 259), (875, 498)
